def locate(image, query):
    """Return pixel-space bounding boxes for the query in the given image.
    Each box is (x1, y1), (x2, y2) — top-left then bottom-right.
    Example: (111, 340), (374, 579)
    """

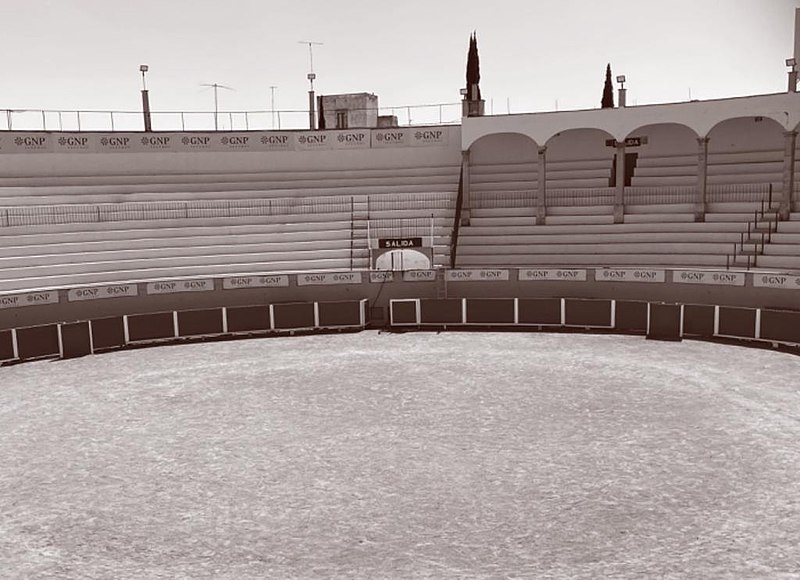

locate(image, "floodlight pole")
(300, 41), (323, 130)
(787, 58), (798, 93)
(270, 85), (278, 129)
(140, 64), (152, 132)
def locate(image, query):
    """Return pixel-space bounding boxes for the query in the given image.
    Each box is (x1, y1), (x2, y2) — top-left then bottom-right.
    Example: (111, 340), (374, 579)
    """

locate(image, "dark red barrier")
(615, 300), (648, 333)
(177, 308), (224, 337)
(127, 312), (175, 342)
(465, 299), (515, 324)
(718, 307), (756, 339)
(517, 298), (561, 325)
(226, 306), (271, 333)
(318, 301), (363, 327)
(60, 321), (92, 359)
(273, 303), (315, 330)
(420, 299), (462, 324)
(91, 317), (126, 351)
(564, 299), (612, 327)
(16, 325), (60, 360)
(0, 330), (15, 361)
(682, 304), (715, 338)
(390, 300), (418, 325)
(759, 309), (800, 344)
(647, 303), (682, 341)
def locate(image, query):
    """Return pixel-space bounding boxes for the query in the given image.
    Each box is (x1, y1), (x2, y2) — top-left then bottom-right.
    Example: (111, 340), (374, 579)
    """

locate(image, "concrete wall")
(462, 92), (800, 150)
(2, 268), (798, 332)
(0, 126), (462, 181)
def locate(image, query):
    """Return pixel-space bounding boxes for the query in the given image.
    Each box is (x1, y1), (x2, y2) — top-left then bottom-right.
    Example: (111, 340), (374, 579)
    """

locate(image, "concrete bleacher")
(756, 215), (800, 272)
(456, 208), (749, 268)
(0, 154), (460, 291)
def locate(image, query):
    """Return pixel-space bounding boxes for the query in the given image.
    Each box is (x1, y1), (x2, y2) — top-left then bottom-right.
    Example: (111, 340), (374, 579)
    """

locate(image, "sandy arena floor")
(1, 331), (799, 579)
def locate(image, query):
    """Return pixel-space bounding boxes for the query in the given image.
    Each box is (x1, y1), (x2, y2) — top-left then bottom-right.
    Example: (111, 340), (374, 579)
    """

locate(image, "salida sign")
(379, 237), (422, 249)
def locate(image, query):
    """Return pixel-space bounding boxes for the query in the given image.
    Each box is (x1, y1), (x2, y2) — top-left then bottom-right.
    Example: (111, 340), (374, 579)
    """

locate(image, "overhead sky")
(1, 0), (797, 128)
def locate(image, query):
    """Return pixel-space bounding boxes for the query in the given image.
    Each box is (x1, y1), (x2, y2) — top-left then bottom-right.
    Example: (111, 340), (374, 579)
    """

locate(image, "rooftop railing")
(1, 103), (463, 132)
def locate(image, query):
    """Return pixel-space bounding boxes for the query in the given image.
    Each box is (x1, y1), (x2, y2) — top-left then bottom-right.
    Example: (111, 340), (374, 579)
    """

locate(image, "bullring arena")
(2, 34), (800, 580)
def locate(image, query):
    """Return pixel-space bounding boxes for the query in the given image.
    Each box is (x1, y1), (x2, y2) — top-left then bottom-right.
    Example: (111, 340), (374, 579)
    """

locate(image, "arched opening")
(544, 128), (617, 189)
(705, 117), (784, 199)
(374, 249), (431, 271)
(542, 128), (617, 219)
(467, 132), (538, 210)
(627, 123), (697, 193)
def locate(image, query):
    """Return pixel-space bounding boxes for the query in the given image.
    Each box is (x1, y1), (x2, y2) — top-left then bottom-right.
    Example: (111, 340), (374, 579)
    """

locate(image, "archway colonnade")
(461, 93), (800, 221)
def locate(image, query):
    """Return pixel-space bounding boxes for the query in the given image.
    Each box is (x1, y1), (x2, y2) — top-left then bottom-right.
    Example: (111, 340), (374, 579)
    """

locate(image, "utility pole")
(299, 41), (323, 130)
(200, 83), (234, 130)
(269, 85), (278, 129)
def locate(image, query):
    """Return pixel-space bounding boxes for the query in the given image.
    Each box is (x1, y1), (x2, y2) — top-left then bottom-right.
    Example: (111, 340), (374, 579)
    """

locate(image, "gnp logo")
(100, 136), (131, 148)
(375, 131), (404, 143)
(57, 136), (89, 148)
(337, 133), (365, 143)
(14, 136), (46, 148)
(182, 136), (211, 146)
(141, 136), (171, 147)
(261, 134), (289, 145)
(220, 136), (249, 146)
(298, 134), (326, 145)
(414, 130), (443, 141)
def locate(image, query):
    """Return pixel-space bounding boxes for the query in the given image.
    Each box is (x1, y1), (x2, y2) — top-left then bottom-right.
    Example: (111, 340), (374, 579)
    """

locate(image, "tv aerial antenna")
(298, 40), (323, 89)
(199, 82), (235, 130)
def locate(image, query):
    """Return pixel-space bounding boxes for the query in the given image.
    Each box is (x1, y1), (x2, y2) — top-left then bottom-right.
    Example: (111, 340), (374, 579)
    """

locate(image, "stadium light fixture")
(460, 88), (468, 97)
(140, 64), (149, 90)
(616, 75), (626, 89)
(788, 58), (798, 93)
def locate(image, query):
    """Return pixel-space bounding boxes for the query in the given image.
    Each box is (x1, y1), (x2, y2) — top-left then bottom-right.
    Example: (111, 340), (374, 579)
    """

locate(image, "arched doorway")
(374, 249), (432, 271)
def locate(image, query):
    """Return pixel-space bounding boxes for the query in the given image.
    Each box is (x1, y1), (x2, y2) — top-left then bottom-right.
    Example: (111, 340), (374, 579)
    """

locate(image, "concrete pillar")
(781, 130), (797, 220)
(141, 90), (152, 132)
(308, 90), (316, 130)
(613, 144), (625, 223)
(695, 137), (709, 222)
(537, 146), (547, 225)
(461, 149), (471, 225)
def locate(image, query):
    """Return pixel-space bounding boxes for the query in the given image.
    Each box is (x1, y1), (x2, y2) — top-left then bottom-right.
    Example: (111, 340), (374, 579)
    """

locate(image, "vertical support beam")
(308, 90), (316, 130)
(461, 149), (471, 224)
(781, 130), (797, 220)
(537, 146), (547, 225)
(141, 90), (152, 132)
(695, 137), (710, 222)
(613, 144), (626, 223)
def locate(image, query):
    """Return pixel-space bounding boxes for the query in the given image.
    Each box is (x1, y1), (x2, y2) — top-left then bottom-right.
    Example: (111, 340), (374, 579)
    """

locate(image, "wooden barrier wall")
(0, 299), (368, 364)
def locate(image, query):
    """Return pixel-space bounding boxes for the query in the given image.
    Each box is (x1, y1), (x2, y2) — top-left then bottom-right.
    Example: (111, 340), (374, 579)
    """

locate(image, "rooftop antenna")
(299, 41), (323, 129)
(269, 85), (278, 129)
(200, 82), (234, 130)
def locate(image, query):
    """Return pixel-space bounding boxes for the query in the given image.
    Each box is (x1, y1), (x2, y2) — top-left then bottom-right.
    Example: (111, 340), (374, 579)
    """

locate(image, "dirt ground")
(1, 332), (799, 579)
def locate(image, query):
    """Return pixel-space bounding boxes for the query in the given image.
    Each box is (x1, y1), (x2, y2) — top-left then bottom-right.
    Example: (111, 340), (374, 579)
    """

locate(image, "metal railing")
(547, 187), (615, 207)
(1, 103), (463, 132)
(0, 196), (354, 228)
(624, 186), (695, 205)
(726, 187), (780, 270)
(471, 191), (536, 209)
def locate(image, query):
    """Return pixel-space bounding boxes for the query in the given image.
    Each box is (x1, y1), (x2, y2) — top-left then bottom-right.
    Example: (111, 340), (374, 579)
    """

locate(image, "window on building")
(336, 111), (348, 129)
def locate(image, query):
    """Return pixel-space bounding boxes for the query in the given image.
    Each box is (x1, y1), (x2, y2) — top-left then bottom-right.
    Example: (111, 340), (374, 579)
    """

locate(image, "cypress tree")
(466, 32), (481, 100)
(601, 63), (614, 108)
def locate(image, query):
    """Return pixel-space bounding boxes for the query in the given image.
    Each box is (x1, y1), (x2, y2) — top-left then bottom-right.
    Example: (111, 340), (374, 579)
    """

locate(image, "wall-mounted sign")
(146, 279), (214, 294)
(519, 268), (587, 281)
(0, 290), (59, 309)
(605, 136), (647, 147)
(378, 237), (423, 249)
(68, 284), (138, 301)
(596, 268), (665, 283)
(674, 270), (745, 287)
(296, 272), (362, 286)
